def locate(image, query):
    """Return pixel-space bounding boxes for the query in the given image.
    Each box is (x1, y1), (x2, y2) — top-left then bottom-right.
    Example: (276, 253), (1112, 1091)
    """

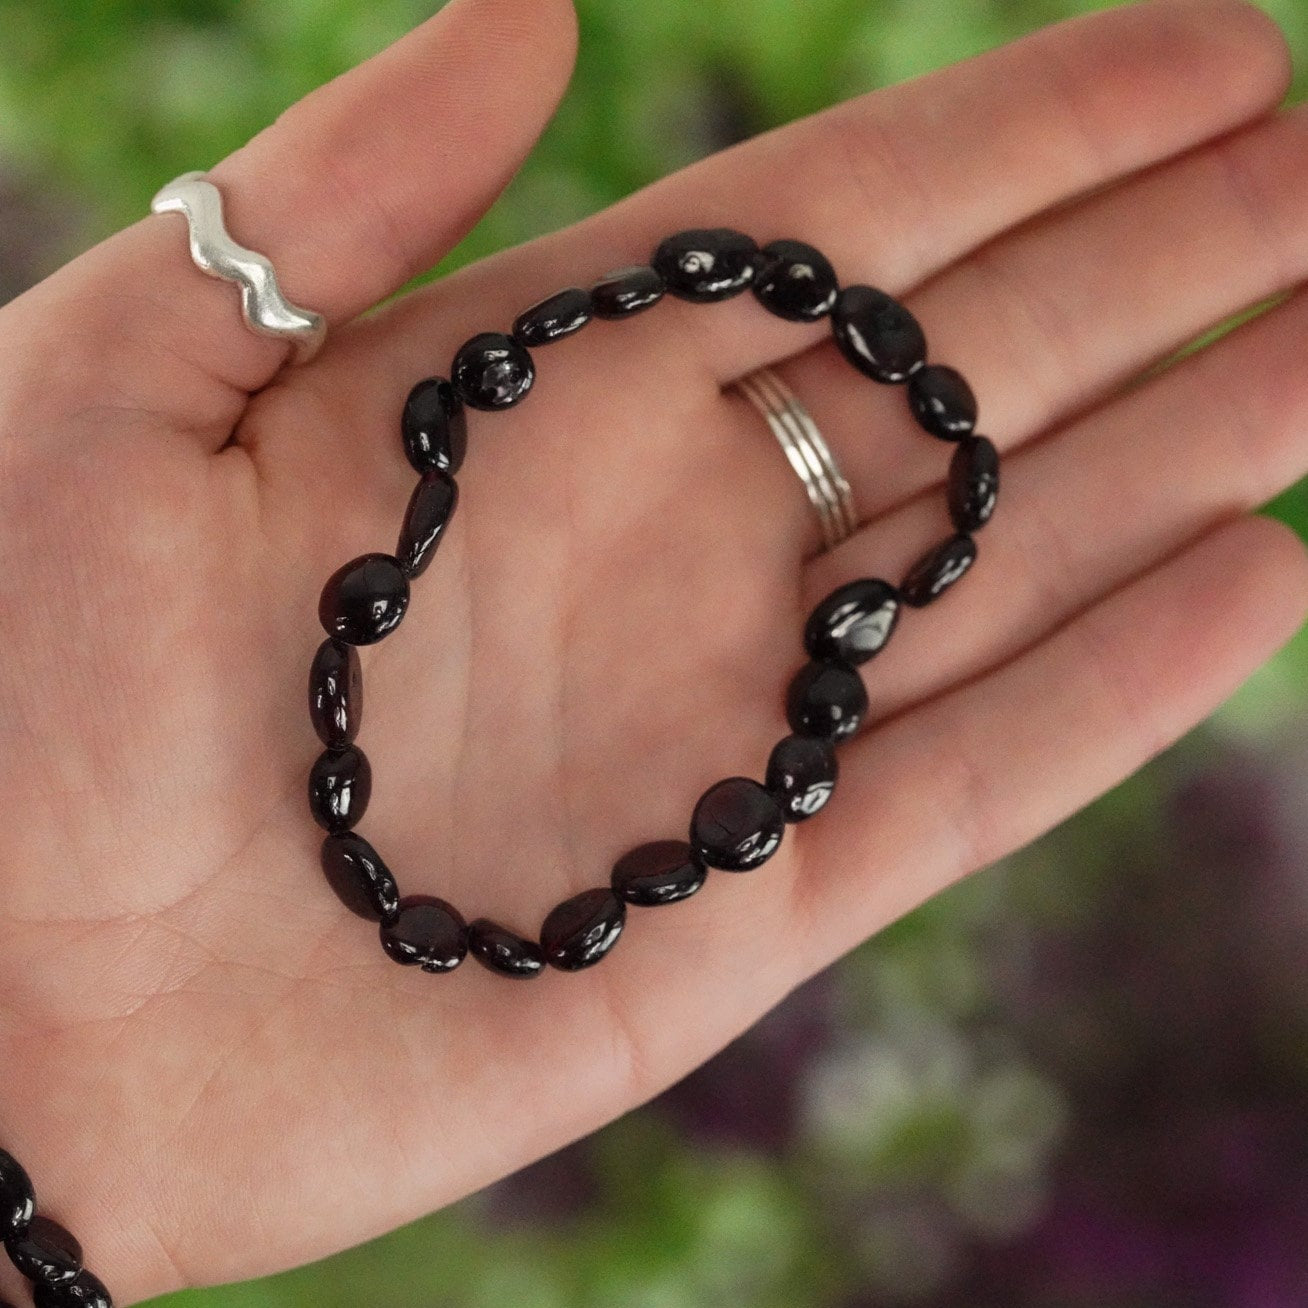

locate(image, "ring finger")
(798, 273), (1308, 733)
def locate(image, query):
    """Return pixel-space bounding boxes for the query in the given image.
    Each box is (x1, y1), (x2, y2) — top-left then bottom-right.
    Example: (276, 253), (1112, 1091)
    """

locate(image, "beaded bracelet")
(307, 228), (999, 978)
(0, 1148), (110, 1307)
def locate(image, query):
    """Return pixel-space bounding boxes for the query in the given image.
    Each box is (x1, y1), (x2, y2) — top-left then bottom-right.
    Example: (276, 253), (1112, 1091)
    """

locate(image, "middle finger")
(755, 99), (1308, 550)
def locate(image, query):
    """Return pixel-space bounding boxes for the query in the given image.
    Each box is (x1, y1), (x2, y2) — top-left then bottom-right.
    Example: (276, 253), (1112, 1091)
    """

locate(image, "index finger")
(379, 0), (1291, 396)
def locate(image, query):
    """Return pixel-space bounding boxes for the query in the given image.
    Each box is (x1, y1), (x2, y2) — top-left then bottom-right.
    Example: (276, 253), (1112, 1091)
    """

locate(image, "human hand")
(1, 0), (1305, 1299)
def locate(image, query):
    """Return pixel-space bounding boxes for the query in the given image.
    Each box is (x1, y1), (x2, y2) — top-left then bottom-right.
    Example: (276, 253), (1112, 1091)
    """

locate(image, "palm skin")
(2, 0), (1308, 1301)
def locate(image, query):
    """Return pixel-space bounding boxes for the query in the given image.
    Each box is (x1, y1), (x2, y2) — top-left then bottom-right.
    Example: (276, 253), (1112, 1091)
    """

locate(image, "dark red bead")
(786, 660), (867, 742)
(401, 376), (466, 476)
(5, 1216), (82, 1286)
(308, 638), (362, 749)
(308, 745), (372, 834)
(512, 288), (592, 346)
(0, 1150), (34, 1240)
(318, 553), (409, 646)
(611, 840), (707, 906)
(320, 832), (400, 923)
(652, 228), (758, 301)
(540, 889), (625, 971)
(380, 896), (467, 972)
(751, 238), (838, 321)
(451, 331), (534, 411)
(34, 1270), (113, 1308)
(396, 469), (458, 580)
(901, 533), (977, 607)
(589, 265), (664, 318)
(831, 285), (926, 384)
(907, 364), (978, 439)
(468, 919), (545, 979)
(804, 578), (900, 666)
(690, 778), (785, 872)
(766, 735), (838, 822)
(948, 435), (1000, 531)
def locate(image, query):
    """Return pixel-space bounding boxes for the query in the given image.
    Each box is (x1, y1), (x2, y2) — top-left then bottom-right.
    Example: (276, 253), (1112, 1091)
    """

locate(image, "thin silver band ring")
(150, 171), (327, 365)
(734, 366), (856, 551)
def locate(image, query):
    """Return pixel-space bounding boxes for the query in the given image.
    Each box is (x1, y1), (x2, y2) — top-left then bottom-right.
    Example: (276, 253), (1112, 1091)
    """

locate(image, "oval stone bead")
(765, 735), (838, 822)
(5, 1216), (82, 1286)
(589, 265), (665, 318)
(907, 364), (978, 440)
(804, 578), (900, 666)
(396, 469), (458, 580)
(401, 376), (467, 476)
(308, 638), (362, 749)
(690, 777), (785, 872)
(750, 238), (838, 321)
(0, 1150), (34, 1241)
(34, 1269), (114, 1308)
(320, 832), (400, 923)
(831, 285), (927, 384)
(948, 435), (1000, 532)
(308, 744), (372, 833)
(512, 287), (593, 346)
(900, 533), (978, 607)
(652, 228), (758, 302)
(380, 895), (467, 972)
(318, 553), (409, 646)
(786, 660), (868, 742)
(610, 840), (707, 907)
(468, 918), (545, 979)
(451, 331), (534, 411)
(540, 888), (625, 971)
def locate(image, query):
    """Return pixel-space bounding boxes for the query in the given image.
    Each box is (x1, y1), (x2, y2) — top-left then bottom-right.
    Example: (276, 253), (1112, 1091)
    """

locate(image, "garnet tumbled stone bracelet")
(307, 228), (1000, 980)
(0, 1148), (110, 1307)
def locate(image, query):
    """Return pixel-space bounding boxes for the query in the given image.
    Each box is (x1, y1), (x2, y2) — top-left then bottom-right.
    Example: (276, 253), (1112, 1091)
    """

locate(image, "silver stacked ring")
(735, 366), (856, 551)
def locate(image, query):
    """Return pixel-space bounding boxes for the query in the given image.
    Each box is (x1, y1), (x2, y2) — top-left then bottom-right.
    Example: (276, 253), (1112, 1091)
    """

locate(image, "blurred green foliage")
(2, 2), (1308, 1305)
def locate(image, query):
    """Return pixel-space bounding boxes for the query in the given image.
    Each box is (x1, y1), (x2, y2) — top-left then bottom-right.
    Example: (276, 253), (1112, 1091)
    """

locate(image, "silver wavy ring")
(734, 366), (856, 551)
(150, 171), (327, 364)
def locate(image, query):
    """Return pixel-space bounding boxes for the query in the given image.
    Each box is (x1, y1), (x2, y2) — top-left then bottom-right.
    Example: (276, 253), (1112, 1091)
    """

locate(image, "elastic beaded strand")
(0, 1147), (112, 1307)
(307, 228), (1000, 979)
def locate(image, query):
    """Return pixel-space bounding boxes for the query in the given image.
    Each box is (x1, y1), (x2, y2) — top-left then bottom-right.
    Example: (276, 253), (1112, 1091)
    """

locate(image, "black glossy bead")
(831, 285), (926, 384)
(786, 660), (868, 742)
(6, 1216), (82, 1286)
(380, 895), (467, 972)
(0, 1150), (34, 1240)
(512, 288), (592, 346)
(540, 888), (625, 971)
(652, 227), (758, 302)
(318, 553), (409, 646)
(451, 331), (534, 411)
(396, 469), (458, 580)
(308, 638), (362, 749)
(901, 533), (977, 607)
(751, 238), (838, 321)
(401, 376), (467, 476)
(610, 840), (707, 906)
(468, 919), (546, 979)
(320, 832), (400, 923)
(34, 1270), (113, 1308)
(589, 265), (665, 318)
(948, 435), (1000, 532)
(907, 364), (978, 440)
(766, 735), (838, 822)
(308, 744), (372, 834)
(690, 777), (785, 872)
(804, 578), (900, 666)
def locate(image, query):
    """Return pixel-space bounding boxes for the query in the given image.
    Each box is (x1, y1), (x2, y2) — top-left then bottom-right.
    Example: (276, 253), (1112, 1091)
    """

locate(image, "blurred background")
(3, 1), (1308, 1304)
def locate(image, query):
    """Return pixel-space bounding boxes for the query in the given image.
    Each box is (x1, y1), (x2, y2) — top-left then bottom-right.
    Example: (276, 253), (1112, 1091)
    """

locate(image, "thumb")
(3, 0), (578, 450)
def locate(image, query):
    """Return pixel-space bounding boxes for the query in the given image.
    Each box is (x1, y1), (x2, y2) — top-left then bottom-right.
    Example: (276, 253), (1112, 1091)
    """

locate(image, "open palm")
(2, 0), (1307, 1300)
